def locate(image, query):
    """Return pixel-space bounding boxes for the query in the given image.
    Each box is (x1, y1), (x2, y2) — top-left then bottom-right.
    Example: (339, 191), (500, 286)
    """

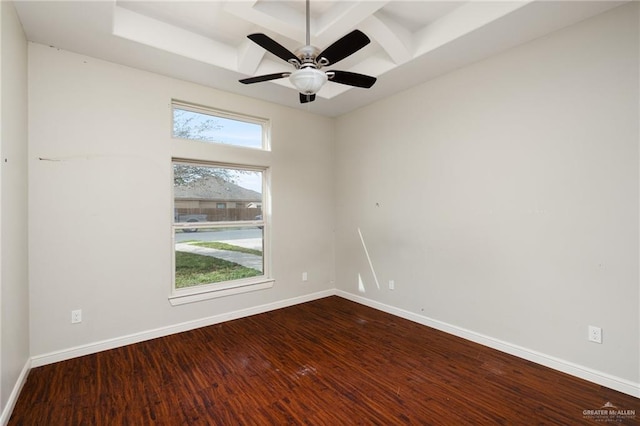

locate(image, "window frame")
(169, 100), (273, 306)
(170, 160), (272, 305)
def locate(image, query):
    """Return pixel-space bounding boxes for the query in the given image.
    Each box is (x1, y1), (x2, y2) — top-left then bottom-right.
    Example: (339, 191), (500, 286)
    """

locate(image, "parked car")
(175, 211), (207, 233)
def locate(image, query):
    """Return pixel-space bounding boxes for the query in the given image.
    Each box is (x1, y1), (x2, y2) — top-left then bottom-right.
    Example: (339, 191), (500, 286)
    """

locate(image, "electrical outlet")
(588, 325), (602, 344)
(302, 272), (308, 282)
(389, 280), (395, 290)
(71, 309), (82, 324)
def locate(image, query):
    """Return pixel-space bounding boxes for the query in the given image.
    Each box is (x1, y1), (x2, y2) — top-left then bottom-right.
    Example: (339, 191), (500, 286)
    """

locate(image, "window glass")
(174, 227), (264, 289)
(173, 162), (265, 289)
(172, 105), (264, 150)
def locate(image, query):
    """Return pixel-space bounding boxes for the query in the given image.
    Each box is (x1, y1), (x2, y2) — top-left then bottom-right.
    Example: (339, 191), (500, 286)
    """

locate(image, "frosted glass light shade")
(289, 68), (327, 94)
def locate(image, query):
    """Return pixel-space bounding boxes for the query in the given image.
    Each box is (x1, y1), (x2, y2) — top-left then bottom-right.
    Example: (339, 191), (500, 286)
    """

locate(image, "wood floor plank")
(9, 296), (639, 425)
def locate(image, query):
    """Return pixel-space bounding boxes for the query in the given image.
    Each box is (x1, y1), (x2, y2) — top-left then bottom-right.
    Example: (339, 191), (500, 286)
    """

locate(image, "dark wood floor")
(10, 296), (639, 425)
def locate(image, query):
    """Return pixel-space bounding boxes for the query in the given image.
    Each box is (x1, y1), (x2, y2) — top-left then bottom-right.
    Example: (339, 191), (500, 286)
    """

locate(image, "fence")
(175, 207), (262, 222)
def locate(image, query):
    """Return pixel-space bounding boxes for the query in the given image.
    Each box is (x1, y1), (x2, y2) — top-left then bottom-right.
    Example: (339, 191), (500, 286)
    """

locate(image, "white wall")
(28, 43), (335, 358)
(335, 2), (639, 388)
(0, 0), (29, 420)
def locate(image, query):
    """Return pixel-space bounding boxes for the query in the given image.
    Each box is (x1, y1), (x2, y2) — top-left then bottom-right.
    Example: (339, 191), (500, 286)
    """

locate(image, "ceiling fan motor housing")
(294, 45), (321, 66)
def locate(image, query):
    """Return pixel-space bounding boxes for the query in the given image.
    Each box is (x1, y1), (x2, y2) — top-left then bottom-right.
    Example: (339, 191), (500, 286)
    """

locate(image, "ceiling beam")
(360, 12), (412, 65)
(237, 38), (266, 76)
(314, 1), (389, 47)
(223, 1), (305, 44)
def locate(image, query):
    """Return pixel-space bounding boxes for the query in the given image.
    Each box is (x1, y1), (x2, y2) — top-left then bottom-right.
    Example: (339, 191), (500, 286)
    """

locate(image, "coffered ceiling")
(14, 1), (626, 116)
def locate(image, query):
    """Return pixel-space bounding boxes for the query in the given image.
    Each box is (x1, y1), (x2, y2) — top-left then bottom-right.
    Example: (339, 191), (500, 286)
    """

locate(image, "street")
(174, 227), (262, 243)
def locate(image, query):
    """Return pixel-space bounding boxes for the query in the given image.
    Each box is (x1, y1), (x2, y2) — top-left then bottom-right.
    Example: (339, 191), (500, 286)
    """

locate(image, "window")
(172, 161), (270, 302)
(172, 102), (267, 150)
(170, 101), (272, 305)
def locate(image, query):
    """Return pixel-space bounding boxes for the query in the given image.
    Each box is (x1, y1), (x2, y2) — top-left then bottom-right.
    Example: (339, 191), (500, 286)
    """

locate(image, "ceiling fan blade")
(327, 70), (376, 88)
(317, 30), (370, 66)
(300, 93), (316, 104)
(239, 73), (290, 84)
(247, 34), (299, 64)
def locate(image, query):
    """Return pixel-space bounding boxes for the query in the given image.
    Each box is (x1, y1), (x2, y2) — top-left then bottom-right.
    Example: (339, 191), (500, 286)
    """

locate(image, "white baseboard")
(31, 289), (334, 368)
(336, 290), (640, 399)
(0, 358), (31, 426)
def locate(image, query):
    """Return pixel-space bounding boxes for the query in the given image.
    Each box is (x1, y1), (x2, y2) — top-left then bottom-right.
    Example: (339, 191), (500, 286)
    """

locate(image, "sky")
(174, 107), (263, 150)
(174, 107), (264, 193)
(229, 169), (263, 194)
(213, 117), (263, 150)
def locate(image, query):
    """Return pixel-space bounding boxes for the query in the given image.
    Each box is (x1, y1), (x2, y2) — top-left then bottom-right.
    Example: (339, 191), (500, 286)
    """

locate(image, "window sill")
(169, 277), (275, 306)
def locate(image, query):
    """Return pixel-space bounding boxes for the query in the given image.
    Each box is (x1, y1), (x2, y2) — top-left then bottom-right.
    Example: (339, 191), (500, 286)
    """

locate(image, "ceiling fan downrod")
(305, 0), (310, 47)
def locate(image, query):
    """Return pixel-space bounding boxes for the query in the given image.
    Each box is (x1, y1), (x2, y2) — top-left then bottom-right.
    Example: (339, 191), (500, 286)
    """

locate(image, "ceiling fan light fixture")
(289, 67), (327, 95)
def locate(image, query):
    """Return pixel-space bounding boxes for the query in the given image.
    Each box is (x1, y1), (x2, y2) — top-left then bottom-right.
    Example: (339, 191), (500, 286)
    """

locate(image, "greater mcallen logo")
(583, 401), (636, 422)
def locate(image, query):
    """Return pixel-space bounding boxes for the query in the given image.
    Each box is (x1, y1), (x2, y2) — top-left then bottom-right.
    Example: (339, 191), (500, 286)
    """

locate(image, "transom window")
(172, 102), (267, 150)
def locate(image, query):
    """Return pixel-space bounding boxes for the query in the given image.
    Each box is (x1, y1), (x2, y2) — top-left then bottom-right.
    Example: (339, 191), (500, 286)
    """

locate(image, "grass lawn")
(175, 251), (261, 288)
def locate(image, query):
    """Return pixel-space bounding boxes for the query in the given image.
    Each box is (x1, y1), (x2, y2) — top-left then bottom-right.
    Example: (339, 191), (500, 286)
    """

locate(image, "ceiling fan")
(239, 0), (377, 104)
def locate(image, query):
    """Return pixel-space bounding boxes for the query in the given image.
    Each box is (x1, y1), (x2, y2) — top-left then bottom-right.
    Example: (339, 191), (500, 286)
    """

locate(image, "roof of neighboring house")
(174, 176), (261, 202)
